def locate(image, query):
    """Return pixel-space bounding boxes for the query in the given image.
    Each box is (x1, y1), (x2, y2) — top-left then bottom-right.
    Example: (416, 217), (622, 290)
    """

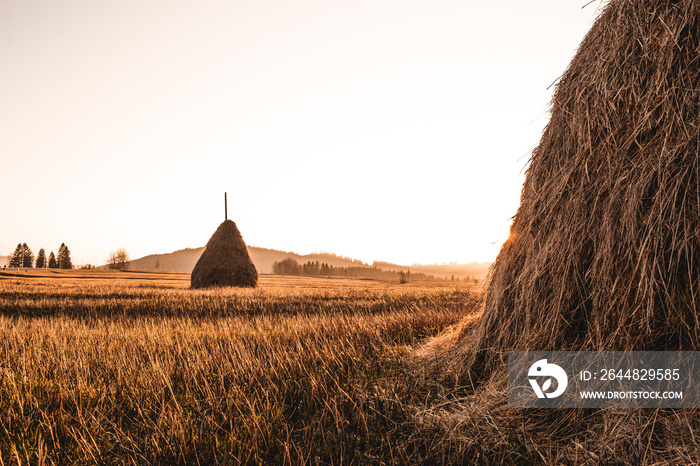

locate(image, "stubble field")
(0, 270), (481, 465)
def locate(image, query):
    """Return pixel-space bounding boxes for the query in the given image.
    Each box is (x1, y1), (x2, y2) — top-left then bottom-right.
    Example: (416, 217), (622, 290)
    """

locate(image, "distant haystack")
(190, 220), (258, 289)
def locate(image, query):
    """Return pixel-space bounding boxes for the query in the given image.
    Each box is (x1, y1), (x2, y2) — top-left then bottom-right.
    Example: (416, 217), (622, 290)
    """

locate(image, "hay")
(412, 2), (700, 461)
(450, 0), (700, 379)
(190, 220), (258, 289)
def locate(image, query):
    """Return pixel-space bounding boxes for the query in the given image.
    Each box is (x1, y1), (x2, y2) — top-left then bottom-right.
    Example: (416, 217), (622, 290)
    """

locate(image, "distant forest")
(272, 258), (479, 283)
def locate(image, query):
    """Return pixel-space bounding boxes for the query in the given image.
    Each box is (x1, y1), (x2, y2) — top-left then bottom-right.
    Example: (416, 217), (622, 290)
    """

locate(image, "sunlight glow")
(0, 0), (601, 266)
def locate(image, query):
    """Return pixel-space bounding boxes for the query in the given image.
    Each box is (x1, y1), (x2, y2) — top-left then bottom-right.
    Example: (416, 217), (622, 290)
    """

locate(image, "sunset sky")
(0, 0), (605, 267)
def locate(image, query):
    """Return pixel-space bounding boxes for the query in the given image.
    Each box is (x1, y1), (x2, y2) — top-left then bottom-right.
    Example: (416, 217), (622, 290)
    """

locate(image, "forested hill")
(128, 247), (491, 278)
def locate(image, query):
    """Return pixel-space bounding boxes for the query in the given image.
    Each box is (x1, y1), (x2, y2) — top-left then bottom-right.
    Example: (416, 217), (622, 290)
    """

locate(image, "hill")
(127, 246), (491, 278)
(128, 246), (369, 275)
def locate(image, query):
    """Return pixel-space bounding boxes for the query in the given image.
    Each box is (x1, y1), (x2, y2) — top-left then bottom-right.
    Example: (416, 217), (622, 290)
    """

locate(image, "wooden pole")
(225, 192), (228, 220)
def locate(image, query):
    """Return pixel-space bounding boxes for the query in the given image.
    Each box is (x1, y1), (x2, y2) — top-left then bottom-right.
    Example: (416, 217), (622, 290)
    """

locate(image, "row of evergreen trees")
(8, 243), (73, 269)
(272, 258), (437, 281)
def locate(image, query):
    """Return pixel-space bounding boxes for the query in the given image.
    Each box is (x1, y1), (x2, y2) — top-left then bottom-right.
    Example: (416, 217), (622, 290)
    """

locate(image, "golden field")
(0, 270), (480, 464)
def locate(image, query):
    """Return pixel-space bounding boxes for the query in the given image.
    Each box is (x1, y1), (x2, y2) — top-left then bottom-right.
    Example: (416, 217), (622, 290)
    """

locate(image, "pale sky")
(0, 0), (605, 267)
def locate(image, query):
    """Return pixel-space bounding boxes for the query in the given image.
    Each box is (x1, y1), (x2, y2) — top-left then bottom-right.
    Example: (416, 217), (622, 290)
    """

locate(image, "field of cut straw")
(0, 270), (481, 464)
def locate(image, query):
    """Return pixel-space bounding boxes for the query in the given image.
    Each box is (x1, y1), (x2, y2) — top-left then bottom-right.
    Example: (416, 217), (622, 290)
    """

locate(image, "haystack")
(190, 220), (258, 289)
(400, 2), (700, 462)
(445, 0), (700, 381)
(409, 2), (700, 461)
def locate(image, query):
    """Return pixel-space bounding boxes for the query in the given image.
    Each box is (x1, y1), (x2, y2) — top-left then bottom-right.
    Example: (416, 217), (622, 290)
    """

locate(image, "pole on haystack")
(190, 210), (258, 289)
(225, 192), (228, 221)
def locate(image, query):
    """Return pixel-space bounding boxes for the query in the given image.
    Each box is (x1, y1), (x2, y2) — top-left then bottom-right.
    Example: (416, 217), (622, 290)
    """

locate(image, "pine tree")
(9, 243), (22, 268)
(48, 251), (57, 269)
(20, 243), (34, 268)
(57, 243), (73, 269)
(35, 248), (46, 269)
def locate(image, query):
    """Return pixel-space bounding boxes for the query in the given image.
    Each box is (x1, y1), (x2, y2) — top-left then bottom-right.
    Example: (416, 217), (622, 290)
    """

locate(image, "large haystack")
(409, 2), (700, 461)
(405, 2), (700, 462)
(448, 0), (700, 380)
(191, 220), (258, 289)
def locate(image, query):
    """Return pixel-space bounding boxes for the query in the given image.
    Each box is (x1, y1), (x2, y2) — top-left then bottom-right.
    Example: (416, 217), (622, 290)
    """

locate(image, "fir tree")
(48, 251), (57, 269)
(23, 244), (32, 268)
(57, 243), (73, 269)
(35, 248), (46, 269)
(9, 243), (22, 268)
(21, 243), (34, 268)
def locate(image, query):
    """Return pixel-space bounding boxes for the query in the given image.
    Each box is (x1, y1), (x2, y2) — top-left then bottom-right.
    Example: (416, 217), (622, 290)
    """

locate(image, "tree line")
(272, 258), (479, 283)
(7, 243), (73, 269)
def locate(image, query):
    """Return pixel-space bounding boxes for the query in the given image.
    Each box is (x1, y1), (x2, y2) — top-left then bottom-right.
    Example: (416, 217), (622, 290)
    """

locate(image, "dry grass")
(0, 271), (480, 464)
